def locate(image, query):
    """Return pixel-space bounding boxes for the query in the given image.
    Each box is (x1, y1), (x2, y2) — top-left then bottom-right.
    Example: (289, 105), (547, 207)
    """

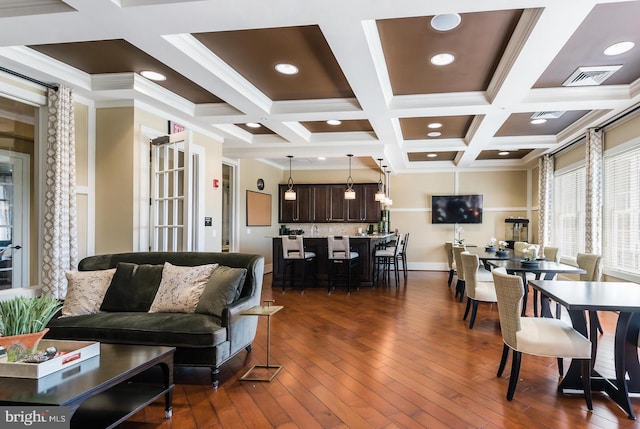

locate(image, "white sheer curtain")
(41, 85), (78, 298)
(585, 128), (603, 254)
(537, 154), (554, 251)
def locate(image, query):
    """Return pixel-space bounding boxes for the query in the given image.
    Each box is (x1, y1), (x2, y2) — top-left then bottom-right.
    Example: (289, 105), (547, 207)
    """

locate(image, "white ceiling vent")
(562, 65), (622, 87)
(531, 111), (565, 120)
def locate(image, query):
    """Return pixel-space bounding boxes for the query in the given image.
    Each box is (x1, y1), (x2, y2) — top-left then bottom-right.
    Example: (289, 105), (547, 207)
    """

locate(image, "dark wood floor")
(120, 271), (640, 428)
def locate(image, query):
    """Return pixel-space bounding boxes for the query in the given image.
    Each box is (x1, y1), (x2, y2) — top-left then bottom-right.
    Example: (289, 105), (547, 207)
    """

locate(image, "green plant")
(0, 296), (62, 336)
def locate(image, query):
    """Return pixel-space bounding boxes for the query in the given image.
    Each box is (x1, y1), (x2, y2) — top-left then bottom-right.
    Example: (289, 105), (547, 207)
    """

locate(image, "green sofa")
(46, 252), (264, 388)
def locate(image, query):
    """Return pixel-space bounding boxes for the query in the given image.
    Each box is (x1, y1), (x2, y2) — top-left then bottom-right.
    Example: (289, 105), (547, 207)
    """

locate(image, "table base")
(240, 364), (283, 382)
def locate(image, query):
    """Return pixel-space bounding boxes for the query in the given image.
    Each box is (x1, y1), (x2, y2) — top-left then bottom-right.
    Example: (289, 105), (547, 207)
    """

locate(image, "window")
(553, 166), (585, 259)
(603, 145), (640, 278)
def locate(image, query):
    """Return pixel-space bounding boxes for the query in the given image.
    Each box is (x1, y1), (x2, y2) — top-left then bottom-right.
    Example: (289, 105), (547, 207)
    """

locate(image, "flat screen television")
(432, 195), (483, 224)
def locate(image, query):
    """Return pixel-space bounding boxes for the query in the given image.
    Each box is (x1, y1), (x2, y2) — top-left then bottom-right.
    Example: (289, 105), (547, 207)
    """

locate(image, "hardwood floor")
(120, 271), (640, 428)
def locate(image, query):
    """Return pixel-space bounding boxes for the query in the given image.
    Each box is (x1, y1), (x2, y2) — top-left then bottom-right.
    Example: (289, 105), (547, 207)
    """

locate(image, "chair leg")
(557, 357), (563, 376)
(506, 351), (522, 401)
(463, 297), (471, 320)
(497, 344), (510, 377)
(581, 359), (593, 410)
(469, 300), (479, 329)
(533, 290), (539, 317)
(448, 269), (454, 286)
(402, 254), (408, 279)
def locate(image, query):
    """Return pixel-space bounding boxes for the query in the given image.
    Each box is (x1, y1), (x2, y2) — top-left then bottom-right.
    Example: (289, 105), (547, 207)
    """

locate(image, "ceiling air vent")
(531, 111), (565, 120)
(562, 65), (622, 87)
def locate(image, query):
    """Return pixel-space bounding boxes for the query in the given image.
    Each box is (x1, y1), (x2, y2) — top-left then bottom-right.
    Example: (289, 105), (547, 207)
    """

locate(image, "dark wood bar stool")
(327, 235), (359, 293)
(281, 235), (316, 293)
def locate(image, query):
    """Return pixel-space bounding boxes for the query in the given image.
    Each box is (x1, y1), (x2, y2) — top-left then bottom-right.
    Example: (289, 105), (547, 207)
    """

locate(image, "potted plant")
(496, 241), (509, 257)
(521, 245), (541, 266)
(0, 296), (62, 353)
(485, 237), (497, 252)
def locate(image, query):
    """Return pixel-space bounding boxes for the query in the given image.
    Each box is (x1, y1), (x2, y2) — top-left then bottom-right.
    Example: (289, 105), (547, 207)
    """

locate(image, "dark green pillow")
(100, 262), (164, 312)
(196, 266), (247, 317)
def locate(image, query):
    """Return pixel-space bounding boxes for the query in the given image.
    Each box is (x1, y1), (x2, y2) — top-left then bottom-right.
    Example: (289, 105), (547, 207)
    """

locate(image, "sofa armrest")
(221, 295), (257, 327)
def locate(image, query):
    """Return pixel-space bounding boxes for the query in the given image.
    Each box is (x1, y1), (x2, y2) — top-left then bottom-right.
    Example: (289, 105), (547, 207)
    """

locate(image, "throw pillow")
(100, 262), (164, 312)
(196, 265), (247, 317)
(61, 269), (117, 317)
(148, 262), (218, 313)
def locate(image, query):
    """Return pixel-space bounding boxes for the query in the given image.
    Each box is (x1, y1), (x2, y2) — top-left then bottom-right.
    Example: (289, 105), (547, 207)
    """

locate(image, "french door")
(150, 131), (203, 252)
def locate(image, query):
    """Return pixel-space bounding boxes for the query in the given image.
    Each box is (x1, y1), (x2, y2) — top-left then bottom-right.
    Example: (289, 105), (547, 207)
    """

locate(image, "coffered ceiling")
(1, 0), (640, 173)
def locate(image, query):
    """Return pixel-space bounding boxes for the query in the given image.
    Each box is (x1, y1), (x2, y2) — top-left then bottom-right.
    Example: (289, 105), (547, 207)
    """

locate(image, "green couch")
(46, 252), (264, 388)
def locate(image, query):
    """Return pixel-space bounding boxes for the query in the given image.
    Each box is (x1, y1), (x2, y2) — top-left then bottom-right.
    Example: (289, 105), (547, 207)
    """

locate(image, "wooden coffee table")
(0, 343), (175, 429)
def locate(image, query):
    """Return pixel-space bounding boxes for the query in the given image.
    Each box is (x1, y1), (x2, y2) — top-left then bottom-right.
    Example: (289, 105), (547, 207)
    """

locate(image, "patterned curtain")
(537, 154), (554, 250)
(41, 85), (78, 298)
(585, 128), (603, 254)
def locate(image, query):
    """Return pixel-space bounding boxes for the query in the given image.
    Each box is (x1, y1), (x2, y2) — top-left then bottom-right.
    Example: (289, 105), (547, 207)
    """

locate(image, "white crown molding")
(389, 91), (489, 117)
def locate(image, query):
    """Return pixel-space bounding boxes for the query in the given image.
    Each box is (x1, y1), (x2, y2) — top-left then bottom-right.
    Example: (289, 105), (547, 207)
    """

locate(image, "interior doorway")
(221, 162), (237, 252)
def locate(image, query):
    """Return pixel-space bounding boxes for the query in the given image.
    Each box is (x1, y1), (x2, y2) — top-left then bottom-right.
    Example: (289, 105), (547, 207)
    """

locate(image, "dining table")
(465, 247), (518, 270)
(488, 259), (586, 316)
(528, 280), (640, 420)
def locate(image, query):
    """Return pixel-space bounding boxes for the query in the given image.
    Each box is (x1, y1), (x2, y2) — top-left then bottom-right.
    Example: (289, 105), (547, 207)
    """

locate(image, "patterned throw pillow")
(61, 269), (117, 317)
(148, 262), (218, 313)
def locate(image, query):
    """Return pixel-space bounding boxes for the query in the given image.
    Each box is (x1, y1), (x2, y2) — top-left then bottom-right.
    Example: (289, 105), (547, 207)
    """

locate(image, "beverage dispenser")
(505, 217), (529, 249)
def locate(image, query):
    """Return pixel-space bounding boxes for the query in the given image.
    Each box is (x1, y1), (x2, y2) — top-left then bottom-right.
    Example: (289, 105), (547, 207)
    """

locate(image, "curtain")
(585, 128), (603, 254)
(41, 85), (78, 299)
(537, 154), (553, 251)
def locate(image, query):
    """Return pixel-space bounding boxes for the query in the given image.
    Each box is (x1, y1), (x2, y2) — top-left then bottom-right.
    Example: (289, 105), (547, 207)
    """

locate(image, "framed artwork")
(246, 190), (271, 226)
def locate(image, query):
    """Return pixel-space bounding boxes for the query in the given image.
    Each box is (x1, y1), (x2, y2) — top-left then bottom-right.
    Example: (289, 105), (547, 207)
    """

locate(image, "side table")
(240, 300), (283, 382)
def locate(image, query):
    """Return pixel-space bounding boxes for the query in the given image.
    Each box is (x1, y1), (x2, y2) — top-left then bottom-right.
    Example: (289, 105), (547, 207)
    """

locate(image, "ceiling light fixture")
(375, 158), (386, 202)
(384, 168), (393, 207)
(284, 155), (296, 201)
(498, 151), (510, 156)
(430, 13), (462, 31)
(140, 70), (166, 81)
(275, 63), (299, 75)
(530, 118), (547, 125)
(326, 119), (342, 126)
(317, 157), (326, 160)
(344, 154), (356, 200)
(427, 153), (438, 158)
(430, 53), (455, 66)
(428, 122), (443, 129)
(246, 122), (261, 128)
(604, 41), (635, 56)
(428, 131), (442, 137)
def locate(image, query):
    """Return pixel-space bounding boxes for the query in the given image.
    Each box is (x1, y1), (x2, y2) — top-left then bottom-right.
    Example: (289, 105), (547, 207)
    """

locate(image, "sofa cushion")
(61, 269), (116, 317)
(47, 312), (227, 348)
(196, 266), (247, 317)
(149, 262), (218, 313)
(100, 262), (164, 312)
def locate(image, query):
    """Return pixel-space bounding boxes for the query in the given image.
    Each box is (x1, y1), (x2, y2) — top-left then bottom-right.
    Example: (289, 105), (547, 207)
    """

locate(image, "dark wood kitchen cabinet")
(346, 184), (382, 222)
(278, 185), (312, 222)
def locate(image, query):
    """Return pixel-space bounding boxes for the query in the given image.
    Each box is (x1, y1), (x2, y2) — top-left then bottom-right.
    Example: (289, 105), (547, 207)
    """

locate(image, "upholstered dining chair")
(444, 242), (456, 287)
(577, 253), (604, 334)
(452, 245), (466, 301)
(461, 252), (497, 329)
(327, 235), (359, 293)
(533, 246), (560, 317)
(513, 241), (530, 257)
(281, 235), (316, 293)
(491, 268), (592, 409)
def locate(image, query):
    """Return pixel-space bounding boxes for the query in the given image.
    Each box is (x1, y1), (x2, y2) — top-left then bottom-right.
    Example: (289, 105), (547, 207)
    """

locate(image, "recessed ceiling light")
(275, 63), (299, 75)
(604, 41), (635, 56)
(498, 151), (510, 156)
(140, 70), (166, 81)
(326, 119), (342, 126)
(317, 157), (326, 160)
(430, 53), (455, 66)
(427, 153), (438, 158)
(531, 118), (547, 125)
(430, 14), (462, 31)
(427, 131), (442, 137)
(246, 122), (261, 128)
(428, 122), (443, 129)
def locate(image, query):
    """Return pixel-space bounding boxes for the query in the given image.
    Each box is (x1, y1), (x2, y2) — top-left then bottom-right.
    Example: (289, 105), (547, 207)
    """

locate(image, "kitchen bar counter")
(272, 234), (395, 288)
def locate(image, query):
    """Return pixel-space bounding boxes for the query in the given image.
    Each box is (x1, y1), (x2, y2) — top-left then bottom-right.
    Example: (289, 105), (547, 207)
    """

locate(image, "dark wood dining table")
(488, 259), (586, 315)
(528, 280), (640, 420)
(465, 247), (518, 269)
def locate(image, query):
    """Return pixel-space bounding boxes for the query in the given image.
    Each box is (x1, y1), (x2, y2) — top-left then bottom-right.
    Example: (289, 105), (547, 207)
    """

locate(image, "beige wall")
(605, 114), (640, 150)
(95, 107), (135, 253)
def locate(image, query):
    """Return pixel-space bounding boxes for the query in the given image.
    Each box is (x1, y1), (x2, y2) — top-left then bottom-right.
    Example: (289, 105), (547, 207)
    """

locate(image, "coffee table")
(0, 342), (175, 429)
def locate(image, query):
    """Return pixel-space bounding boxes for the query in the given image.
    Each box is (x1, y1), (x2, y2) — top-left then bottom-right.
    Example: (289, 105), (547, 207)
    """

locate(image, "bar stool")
(373, 236), (401, 287)
(281, 235), (316, 293)
(327, 235), (359, 293)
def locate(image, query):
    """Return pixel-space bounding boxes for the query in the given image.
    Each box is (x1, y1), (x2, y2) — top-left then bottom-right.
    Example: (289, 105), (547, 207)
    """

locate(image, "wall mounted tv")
(432, 195), (483, 224)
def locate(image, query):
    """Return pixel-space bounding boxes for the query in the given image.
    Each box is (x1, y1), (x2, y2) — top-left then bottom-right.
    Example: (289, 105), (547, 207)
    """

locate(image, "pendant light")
(284, 155), (296, 201)
(384, 168), (393, 206)
(344, 154), (356, 200)
(375, 158), (385, 202)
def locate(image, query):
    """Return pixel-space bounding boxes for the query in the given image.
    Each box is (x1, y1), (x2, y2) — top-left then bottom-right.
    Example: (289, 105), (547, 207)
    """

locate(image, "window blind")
(603, 146), (640, 276)
(553, 167), (585, 258)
